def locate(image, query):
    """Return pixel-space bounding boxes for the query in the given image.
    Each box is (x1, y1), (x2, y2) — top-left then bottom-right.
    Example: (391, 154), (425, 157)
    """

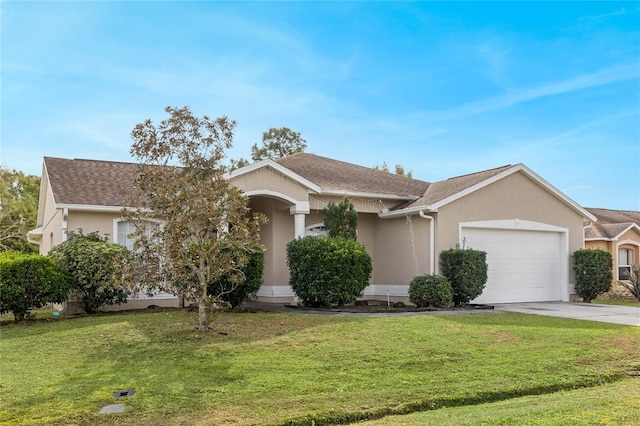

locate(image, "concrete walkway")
(494, 302), (640, 326)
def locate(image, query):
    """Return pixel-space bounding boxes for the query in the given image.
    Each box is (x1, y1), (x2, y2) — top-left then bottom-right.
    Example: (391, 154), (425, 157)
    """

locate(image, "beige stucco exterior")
(32, 158), (596, 310)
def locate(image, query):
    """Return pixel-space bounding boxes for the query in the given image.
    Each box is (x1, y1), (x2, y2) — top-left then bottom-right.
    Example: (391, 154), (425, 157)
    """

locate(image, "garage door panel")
(461, 227), (561, 303)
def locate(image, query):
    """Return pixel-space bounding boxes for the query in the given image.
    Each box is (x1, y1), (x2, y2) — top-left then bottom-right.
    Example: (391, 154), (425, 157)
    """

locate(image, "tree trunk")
(197, 278), (208, 331)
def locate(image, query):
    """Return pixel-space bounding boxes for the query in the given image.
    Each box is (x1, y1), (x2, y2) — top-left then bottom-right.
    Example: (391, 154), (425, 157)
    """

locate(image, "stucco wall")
(39, 179), (63, 255)
(435, 171), (586, 279)
(231, 167), (310, 201)
(67, 211), (121, 243)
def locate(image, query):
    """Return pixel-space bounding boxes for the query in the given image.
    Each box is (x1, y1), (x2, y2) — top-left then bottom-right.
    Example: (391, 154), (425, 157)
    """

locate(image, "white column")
(290, 202), (310, 239)
(293, 213), (306, 239)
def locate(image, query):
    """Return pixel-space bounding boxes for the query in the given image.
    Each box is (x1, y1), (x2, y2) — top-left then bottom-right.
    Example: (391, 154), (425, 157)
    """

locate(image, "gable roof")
(585, 207), (640, 240)
(44, 157), (139, 208)
(275, 153), (430, 199)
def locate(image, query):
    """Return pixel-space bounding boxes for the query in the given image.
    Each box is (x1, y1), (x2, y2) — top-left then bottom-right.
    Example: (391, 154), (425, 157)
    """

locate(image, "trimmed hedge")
(287, 236), (372, 307)
(49, 231), (130, 314)
(409, 274), (453, 308)
(573, 249), (613, 303)
(440, 248), (488, 306)
(0, 252), (68, 320)
(208, 243), (265, 308)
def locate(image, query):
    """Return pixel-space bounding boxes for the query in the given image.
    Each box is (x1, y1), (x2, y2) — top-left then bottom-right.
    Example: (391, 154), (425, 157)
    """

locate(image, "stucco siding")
(67, 211), (121, 243)
(231, 167), (310, 201)
(39, 181), (62, 255)
(373, 215), (430, 285)
(436, 172), (585, 287)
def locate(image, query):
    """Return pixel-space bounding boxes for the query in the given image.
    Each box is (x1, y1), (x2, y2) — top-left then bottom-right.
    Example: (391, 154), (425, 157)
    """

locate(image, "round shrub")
(573, 249), (613, 303)
(286, 236), (372, 307)
(49, 231), (130, 314)
(0, 252), (69, 320)
(409, 274), (453, 308)
(440, 248), (488, 306)
(208, 243), (265, 308)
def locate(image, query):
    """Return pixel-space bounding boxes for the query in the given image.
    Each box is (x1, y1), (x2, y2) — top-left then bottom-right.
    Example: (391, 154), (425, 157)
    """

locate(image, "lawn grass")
(1, 309), (638, 425)
(359, 377), (640, 425)
(594, 297), (640, 307)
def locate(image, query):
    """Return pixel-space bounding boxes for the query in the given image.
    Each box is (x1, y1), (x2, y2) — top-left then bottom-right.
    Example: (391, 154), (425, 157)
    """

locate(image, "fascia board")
(57, 204), (126, 213)
(378, 205), (436, 219)
(225, 159), (321, 193)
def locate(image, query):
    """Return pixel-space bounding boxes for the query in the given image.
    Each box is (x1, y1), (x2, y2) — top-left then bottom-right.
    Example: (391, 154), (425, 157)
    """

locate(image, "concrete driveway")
(494, 302), (640, 326)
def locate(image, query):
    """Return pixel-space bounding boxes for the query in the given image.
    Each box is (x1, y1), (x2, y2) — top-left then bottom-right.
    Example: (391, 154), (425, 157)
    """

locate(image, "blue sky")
(2, 1), (639, 210)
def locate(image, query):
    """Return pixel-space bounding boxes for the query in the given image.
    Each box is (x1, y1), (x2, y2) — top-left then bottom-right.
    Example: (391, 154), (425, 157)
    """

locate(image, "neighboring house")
(29, 153), (596, 309)
(585, 208), (640, 294)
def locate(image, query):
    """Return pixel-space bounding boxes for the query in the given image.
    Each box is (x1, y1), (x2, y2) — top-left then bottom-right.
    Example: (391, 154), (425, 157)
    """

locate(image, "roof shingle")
(585, 207), (640, 239)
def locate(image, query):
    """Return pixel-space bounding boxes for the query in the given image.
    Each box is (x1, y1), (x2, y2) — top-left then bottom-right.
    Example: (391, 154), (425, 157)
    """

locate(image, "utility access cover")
(114, 388), (136, 399)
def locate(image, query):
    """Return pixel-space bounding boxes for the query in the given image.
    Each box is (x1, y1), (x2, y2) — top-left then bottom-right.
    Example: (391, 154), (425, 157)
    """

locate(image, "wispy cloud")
(429, 63), (639, 120)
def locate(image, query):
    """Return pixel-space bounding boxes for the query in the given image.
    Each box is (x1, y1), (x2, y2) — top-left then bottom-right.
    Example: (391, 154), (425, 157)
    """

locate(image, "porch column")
(290, 202), (310, 239)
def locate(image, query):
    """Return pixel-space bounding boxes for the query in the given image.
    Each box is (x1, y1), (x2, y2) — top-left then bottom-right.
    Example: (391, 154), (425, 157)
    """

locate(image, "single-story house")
(585, 208), (640, 295)
(29, 153), (596, 309)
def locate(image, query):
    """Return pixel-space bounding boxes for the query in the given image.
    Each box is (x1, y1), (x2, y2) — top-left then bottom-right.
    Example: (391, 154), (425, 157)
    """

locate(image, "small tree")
(49, 231), (130, 314)
(251, 127), (307, 161)
(572, 249), (613, 303)
(409, 274), (453, 308)
(0, 252), (68, 320)
(287, 236), (372, 307)
(121, 106), (267, 331)
(0, 167), (40, 253)
(619, 263), (640, 301)
(323, 196), (357, 240)
(440, 247), (488, 306)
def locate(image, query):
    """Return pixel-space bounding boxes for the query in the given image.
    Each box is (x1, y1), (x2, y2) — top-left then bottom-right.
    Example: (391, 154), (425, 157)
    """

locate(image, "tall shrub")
(573, 249), (612, 303)
(49, 231), (130, 314)
(323, 196), (358, 240)
(208, 243), (265, 308)
(287, 236), (372, 307)
(409, 274), (453, 308)
(0, 252), (68, 320)
(440, 248), (488, 306)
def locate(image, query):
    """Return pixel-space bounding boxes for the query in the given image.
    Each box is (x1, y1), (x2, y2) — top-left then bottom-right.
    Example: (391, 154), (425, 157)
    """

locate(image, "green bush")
(323, 196), (358, 240)
(409, 274), (453, 308)
(208, 243), (265, 308)
(573, 249), (613, 303)
(440, 248), (488, 306)
(287, 236), (372, 307)
(49, 231), (130, 314)
(0, 252), (68, 320)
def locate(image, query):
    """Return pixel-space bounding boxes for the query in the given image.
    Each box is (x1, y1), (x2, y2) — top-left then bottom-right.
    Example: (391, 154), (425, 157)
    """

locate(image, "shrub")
(619, 263), (640, 301)
(440, 248), (488, 306)
(287, 236), (372, 307)
(49, 231), (130, 314)
(323, 196), (358, 240)
(573, 249), (613, 303)
(208, 243), (265, 308)
(409, 274), (453, 308)
(0, 252), (68, 320)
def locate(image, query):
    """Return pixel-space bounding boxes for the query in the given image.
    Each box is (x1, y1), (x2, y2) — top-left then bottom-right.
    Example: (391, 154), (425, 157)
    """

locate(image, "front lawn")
(1, 309), (638, 425)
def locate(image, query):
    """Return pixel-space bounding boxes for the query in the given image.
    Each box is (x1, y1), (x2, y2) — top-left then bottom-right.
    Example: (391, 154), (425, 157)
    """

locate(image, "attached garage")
(460, 220), (569, 304)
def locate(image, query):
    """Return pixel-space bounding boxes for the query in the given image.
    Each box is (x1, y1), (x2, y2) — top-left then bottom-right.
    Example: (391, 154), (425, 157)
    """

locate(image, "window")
(305, 224), (328, 237)
(116, 220), (158, 251)
(618, 248), (633, 280)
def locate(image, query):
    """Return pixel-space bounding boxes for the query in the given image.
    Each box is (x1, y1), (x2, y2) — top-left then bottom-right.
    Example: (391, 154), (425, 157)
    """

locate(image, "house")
(28, 153), (596, 310)
(585, 208), (640, 296)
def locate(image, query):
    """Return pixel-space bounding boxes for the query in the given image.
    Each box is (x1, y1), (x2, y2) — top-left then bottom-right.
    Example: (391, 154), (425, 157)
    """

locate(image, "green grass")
(1, 309), (638, 425)
(594, 297), (640, 307)
(359, 378), (640, 425)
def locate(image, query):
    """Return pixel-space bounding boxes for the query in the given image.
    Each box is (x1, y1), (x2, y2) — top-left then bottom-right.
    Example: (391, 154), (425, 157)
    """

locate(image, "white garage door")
(461, 227), (562, 303)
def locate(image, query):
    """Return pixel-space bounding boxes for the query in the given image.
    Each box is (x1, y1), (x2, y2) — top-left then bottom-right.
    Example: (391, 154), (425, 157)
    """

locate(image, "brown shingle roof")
(275, 153), (430, 198)
(405, 164), (513, 209)
(585, 207), (640, 239)
(45, 157), (139, 207)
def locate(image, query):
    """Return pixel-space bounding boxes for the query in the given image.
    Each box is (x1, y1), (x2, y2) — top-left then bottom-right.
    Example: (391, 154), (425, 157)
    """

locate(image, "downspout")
(418, 211), (435, 274)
